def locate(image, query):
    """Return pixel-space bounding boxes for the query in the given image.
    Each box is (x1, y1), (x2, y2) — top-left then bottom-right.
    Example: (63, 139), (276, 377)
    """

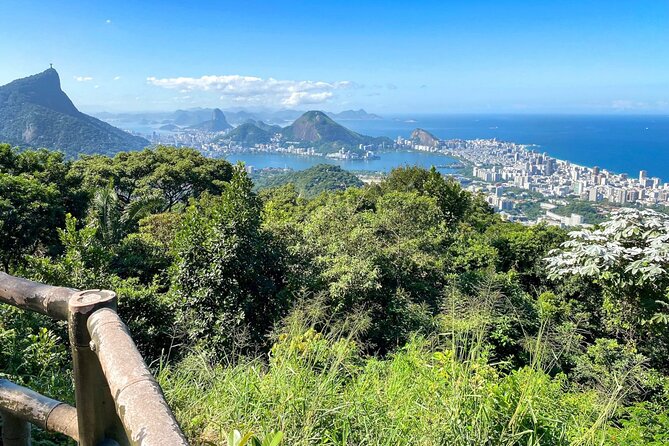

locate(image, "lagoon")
(221, 151), (459, 174)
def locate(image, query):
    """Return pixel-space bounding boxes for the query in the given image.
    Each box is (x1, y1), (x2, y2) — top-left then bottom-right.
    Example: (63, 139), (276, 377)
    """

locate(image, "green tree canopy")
(171, 166), (289, 354)
(73, 145), (234, 211)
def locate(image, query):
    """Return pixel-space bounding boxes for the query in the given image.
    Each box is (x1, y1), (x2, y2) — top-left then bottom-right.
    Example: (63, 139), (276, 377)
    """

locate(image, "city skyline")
(1, 0), (668, 114)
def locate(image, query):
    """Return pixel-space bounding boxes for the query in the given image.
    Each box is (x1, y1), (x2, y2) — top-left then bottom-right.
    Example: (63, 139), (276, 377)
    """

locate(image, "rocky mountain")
(281, 111), (388, 150)
(189, 108), (232, 132)
(0, 68), (148, 155)
(410, 128), (440, 147)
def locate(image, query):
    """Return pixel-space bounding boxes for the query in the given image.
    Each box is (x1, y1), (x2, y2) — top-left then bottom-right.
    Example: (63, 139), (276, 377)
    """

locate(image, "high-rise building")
(588, 188), (600, 202)
(640, 170), (648, 182)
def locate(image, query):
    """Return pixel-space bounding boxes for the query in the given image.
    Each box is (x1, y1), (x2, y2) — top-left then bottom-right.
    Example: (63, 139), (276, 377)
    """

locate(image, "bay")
(222, 151), (458, 174)
(344, 114), (669, 180)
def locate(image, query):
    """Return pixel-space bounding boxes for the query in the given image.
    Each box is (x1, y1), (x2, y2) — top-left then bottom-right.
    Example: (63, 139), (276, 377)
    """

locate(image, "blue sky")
(0, 0), (667, 114)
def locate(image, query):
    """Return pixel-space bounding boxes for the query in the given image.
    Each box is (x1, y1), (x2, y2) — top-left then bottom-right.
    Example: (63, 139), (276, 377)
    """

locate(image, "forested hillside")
(252, 164), (364, 197)
(1, 144), (668, 445)
(0, 69), (149, 155)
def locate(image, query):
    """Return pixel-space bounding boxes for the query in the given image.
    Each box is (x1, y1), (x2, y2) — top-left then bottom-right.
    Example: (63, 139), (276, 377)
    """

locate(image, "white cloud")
(74, 76), (93, 82)
(146, 74), (354, 107)
(106, 19), (112, 24)
(94, 85), (100, 89)
(610, 100), (669, 112)
(113, 76), (121, 81)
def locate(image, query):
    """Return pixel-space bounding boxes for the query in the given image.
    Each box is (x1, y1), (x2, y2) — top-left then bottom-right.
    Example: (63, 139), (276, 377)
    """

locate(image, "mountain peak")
(282, 110), (364, 145)
(212, 108), (225, 121)
(294, 110), (339, 127)
(301, 110), (330, 120)
(411, 128), (440, 147)
(0, 69), (149, 154)
(27, 67), (61, 86)
(190, 108), (232, 132)
(0, 68), (79, 116)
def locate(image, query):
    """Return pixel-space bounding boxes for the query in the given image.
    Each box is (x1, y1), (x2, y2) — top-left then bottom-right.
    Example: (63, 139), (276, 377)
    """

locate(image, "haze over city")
(1, 0), (667, 113)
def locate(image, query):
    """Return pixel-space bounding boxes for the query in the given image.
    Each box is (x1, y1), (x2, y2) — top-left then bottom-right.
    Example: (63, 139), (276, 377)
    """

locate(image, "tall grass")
(157, 296), (633, 445)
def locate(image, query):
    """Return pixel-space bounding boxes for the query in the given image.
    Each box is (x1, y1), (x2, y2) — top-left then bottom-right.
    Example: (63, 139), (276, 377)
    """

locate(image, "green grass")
(158, 303), (627, 446)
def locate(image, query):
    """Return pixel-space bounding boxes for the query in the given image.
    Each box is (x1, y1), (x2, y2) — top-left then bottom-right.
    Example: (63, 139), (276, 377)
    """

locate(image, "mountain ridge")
(218, 110), (391, 151)
(0, 69), (148, 156)
(327, 109), (382, 121)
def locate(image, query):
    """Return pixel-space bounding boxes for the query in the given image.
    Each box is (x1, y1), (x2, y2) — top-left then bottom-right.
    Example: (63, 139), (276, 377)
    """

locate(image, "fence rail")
(0, 272), (189, 446)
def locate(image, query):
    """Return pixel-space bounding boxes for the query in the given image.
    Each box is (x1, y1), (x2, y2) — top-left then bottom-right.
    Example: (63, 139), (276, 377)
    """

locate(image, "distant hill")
(254, 164), (364, 197)
(0, 68), (148, 156)
(215, 120), (282, 146)
(189, 108), (232, 132)
(327, 109), (382, 121)
(224, 111), (263, 126)
(281, 111), (391, 151)
(221, 122), (273, 145)
(172, 108), (215, 126)
(159, 123), (181, 131)
(245, 119), (282, 134)
(411, 128), (440, 147)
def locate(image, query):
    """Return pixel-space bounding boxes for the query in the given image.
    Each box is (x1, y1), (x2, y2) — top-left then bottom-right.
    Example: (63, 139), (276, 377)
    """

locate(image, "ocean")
(342, 114), (669, 180)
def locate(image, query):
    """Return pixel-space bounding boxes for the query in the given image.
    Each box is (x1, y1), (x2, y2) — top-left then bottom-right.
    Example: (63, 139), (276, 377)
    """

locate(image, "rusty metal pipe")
(0, 272), (76, 320)
(0, 379), (78, 441)
(88, 308), (189, 446)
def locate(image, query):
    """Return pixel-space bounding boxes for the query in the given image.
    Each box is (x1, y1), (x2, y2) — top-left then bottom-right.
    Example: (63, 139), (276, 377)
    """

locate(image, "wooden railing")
(0, 272), (189, 446)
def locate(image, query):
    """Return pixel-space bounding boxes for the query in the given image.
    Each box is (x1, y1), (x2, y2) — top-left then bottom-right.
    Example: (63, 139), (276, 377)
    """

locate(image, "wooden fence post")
(68, 290), (127, 446)
(1, 411), (31, 446)
(0, 273), (188, 445)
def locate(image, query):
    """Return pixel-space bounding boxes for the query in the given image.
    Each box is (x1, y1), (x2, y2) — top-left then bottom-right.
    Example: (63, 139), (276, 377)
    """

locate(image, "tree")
(381, 166), (473, 226)
(0, 173), (61, 270)
(487, 221), (566, 288)
(73, 146), (233, 212)
(171, 166), (288, 354)
(298, 187), (446, 351)
(0, 146), (87, 267)
(546, 208), (669, 369)
(0, 145), (87, 221)
(424, 166), (472, 225)
(88, 182), (157, 247)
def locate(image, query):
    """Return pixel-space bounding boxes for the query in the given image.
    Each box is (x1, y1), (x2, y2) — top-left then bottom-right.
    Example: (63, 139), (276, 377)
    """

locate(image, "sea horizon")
(341, 113), (669, 180)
